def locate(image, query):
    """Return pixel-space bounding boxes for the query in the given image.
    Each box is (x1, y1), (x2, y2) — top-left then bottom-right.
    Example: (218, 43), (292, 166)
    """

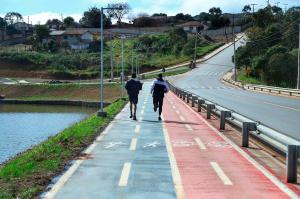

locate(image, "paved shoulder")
(162, 92), (298, 199)
(44, 83), (176, 199)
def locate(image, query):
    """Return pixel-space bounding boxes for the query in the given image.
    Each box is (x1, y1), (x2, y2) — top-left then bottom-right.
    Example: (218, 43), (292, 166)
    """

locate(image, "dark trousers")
(153, 97), (164, 116)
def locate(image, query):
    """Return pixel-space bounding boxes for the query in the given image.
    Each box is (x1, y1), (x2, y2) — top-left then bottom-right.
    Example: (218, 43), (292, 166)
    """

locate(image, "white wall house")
(179, 21), (204, 34)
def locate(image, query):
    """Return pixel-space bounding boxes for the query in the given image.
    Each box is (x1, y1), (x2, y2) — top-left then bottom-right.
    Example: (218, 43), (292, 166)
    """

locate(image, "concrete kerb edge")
(0, 99), (110, 108)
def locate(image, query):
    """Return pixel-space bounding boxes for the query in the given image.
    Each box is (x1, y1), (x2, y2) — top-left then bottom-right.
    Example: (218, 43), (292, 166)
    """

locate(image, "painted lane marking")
(143, 141), (160, 148)
(104, 142), (126, 149)
(135, 125), (141, 133)
(142, 105), (146, 110)
(118, 162), (132, 187)
(139, 117), (143, 121)
(264, 101), (300, 112)
(176, 110), (180, 115)
(194, 138), (206, 150)
(179, 96), (299, 198)
(172, 105), (176, 109)
(179, 115), (185, 121)
(162, 116), (186, 199)
(172, 140), (195, 147)
(141, 110), (145, 115)
(129, 138), (137, 151)
(210, 162), (233, 185)
(184, 124), (193, 131)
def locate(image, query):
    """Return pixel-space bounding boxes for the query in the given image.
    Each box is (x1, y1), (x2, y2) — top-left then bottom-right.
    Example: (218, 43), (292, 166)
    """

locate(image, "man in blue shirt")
(125, 74), (143, 120)
(151, 74), (170, 121)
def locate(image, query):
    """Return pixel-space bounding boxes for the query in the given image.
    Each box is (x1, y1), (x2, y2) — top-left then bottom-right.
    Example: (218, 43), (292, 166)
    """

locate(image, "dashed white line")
(172, 105), (176, 109)
(176, 110), (180, 115)
(141, 110), (145, 115)
(130, 138), (137, 151)
(118, 162), (132, 187)
(135, 125), (141, 133)
(179, 116), (185, 121)
(210, 162), (233, 185)
(194, 138), (206, 150)
(185, 124), (193, 131)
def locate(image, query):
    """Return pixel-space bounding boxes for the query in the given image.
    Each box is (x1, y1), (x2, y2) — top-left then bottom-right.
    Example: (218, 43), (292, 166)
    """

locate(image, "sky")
(0, 0), (298, 24)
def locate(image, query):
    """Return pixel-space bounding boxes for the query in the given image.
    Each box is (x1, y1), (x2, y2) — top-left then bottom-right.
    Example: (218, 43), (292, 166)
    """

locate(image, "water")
(0, 104), (96, 164)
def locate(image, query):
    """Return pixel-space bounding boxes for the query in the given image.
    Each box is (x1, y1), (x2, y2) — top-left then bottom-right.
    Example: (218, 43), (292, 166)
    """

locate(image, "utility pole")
(283, 4), (288, 13)
(110, 39), (114, 81)
(250, 3), (257, 14)
(131, 49), (134, 74)
(193, 33), (198, 63)
(232, 14), (237, 81)
(297, 23), (300, 89)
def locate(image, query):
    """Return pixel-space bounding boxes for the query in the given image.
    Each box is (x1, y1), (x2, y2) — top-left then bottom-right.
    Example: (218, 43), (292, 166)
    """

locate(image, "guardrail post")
(286, 145), (298, 183)
(242, 122), (257, 147)
(220, 111), (231, 130)
(198, 99), (205, 112)
(183, 92), (186, 100)
(179, 90), (182, 98)
(187, 94), (191, 103)
(206, 104), (215, 119)
(192, 96), (197, 107)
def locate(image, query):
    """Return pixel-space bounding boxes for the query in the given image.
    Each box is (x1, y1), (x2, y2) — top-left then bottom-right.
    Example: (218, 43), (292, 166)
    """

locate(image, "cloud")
(22, 12), (82, 25)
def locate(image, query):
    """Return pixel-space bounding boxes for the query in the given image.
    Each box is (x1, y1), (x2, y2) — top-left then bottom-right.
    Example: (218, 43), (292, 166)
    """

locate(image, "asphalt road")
(170, 40), (300, 141)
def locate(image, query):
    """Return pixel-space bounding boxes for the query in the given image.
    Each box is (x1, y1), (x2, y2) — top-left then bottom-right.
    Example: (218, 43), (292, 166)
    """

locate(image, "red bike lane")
(162, 92), (297, 199)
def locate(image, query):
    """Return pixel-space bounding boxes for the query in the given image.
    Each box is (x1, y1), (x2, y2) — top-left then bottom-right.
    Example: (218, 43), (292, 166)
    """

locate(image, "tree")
(63, 16), (75, 28)
(4, 12), (23, 25)
(35, 25), (49, 42)
(208, 7), (230, 28)
(152, 13), (167, 17)
(46, 19), (63, 29)
(106, 2), (131, 25)
(242, 5), (251, 14)
(0, 17), (7, 28)
(175, 13), (185, 21)
(196, 12), (210, 22)
(133, 17), (156, 27)
(80, 7), (111, 28)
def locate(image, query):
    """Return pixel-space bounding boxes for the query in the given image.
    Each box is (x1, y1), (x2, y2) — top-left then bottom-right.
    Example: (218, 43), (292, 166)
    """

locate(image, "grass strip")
(0, 98), (127, 199)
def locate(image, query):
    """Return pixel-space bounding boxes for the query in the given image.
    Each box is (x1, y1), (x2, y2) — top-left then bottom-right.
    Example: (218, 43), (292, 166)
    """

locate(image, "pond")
(0, 104), (97, 164)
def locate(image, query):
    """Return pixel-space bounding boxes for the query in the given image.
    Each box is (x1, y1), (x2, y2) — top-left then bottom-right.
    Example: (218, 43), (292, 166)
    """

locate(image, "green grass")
(143, 66), (191, 79)
(0, 99), (127, 199)
(238, 73), (264, 85)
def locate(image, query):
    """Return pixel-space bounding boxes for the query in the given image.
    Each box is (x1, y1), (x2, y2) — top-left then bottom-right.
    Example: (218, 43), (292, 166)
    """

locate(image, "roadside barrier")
(167, 81), (300, 183)
(223, 77), (300, 97)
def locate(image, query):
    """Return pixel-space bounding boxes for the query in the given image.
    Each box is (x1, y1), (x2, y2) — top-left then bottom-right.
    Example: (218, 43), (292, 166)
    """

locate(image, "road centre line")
(135, 125), (141, 133)
(172, 105), (176, 109)
(118, 163), (132, 187)
(130, 138), (137, 151)
(210, 162), (233, 185)
(264, 101), (300, 112)
(179, 116), (185, 121)
(185, 124), (193, 131)
(176, 110), (180, 115)
(194, 138), (206, 150)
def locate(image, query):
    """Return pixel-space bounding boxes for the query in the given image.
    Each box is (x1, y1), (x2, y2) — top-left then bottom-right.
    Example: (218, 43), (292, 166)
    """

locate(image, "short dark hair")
(132, 73), (137, 78)
(158, 73), (163, 78)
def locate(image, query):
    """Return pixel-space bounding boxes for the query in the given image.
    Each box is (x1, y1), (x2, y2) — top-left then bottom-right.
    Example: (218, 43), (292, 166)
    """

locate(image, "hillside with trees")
(236, 6), (300, 88)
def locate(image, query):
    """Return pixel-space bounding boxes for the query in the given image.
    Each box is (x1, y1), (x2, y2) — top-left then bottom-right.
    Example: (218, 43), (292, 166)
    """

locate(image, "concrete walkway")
(44, 82), (299, 199)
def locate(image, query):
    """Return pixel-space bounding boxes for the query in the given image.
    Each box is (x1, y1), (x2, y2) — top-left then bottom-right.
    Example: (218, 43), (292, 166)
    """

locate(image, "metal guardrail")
(167, 81), (300, 183)
(223, 78), (300, 97)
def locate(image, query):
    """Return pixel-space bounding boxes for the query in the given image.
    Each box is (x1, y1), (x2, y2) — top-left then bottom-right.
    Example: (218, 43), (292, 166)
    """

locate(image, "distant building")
(178, 21), (204, 33)
(49, 29), (98, 50)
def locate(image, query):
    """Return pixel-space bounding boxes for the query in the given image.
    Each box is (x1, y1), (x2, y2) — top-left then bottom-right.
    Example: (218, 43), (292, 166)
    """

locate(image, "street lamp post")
(121, 35), (125, 98)
(297, 23), (300, 89)
(97, 6), (122, 117)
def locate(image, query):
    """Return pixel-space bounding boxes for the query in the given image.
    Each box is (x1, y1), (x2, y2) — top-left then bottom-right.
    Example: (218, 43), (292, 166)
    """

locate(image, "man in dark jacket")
(125, 74), (143, 120)
(151, 74), (169, 121)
